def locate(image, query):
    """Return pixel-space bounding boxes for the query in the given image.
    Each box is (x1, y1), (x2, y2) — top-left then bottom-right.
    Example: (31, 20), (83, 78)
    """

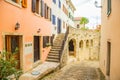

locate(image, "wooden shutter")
(22, 0), (27, 8)
(46, 6), (49, 19)
(41, 0), (44, 17)
(107, 0), (111, 16)
(32, 0), (36, 13)
(50, 8), (51, 21)
(16, 0), (19, 3)
(44, 3), (47, 18)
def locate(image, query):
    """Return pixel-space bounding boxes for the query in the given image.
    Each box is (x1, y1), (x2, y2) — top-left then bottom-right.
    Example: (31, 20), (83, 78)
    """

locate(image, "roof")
(74, 17), (82, 21)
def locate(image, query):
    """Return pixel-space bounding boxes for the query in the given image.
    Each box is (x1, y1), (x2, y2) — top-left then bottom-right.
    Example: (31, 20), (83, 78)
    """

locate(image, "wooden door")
(106, 41), (111, 76)
(34, 36), (40, 62)
(5, 35), (20, 69)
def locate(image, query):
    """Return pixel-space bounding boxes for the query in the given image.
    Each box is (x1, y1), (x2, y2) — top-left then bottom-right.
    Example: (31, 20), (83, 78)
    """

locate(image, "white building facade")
(51, 0), (75, 34)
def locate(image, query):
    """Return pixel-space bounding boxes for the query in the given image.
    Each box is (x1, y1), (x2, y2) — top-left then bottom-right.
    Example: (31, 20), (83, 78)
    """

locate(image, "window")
(63, 5), (68, 16)
(5, 0), (27, 8)
(12, 0), (19, 3)
(53, 0), (56, 4)
(58, 0), (61, 8)
(52, 15), (56, 25)
(32, 0), (41, 15)
(36, 0), (40, 14)
(47, 7), (51, 20)
(63, 21), (65, 29)
(41, 0), (44, 17)
(107, 0), (111, 16)
(43, 36), (47, 48)
(44, 3), (47, 18)
(44, 4), (51, 19)
(32, 0), (51, 19)
(43, 36), (51, 48)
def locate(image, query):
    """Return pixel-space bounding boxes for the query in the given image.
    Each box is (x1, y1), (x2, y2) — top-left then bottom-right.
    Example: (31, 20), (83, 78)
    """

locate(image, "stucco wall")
(0, 0), (52, 72)
(100, 0), (120, 79)
(52, 0), (75, 34)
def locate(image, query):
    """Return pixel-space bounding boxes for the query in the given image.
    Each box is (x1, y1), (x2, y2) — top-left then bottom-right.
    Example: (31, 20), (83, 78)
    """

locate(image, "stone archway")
(91, 39), (93, 47)
(79, 40), (84, 49)
(86, 40), (89, 48)
(69, 39), (76, 56)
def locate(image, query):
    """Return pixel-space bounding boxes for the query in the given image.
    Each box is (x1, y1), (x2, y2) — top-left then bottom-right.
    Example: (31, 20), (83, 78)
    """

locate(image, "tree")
(80, 17), (89, 28)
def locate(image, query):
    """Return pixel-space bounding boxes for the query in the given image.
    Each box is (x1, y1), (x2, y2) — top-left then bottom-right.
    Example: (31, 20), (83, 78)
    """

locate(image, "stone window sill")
(5, 0), (22, 8)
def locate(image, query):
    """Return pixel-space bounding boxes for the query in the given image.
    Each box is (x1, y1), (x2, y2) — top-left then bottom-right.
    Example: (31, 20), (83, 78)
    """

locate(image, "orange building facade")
(100, 0), (120, 80)
(0, 0), (52, 72)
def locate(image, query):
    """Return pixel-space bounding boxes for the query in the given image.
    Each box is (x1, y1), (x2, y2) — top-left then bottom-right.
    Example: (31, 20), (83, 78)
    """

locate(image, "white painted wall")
(52, 0), (75, 34)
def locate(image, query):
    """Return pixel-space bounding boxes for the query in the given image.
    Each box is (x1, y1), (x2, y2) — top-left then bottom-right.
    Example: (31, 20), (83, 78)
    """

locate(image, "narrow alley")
(1, 0), (120, 80)
(41, 61), (105, 80)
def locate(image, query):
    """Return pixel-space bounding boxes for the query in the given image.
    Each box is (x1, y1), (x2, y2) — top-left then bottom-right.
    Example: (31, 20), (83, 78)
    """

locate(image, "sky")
(71, 0), (101, 29)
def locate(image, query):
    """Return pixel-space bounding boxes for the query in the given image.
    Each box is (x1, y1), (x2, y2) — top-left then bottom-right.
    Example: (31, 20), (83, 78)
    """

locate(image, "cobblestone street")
(41, 61), (103, 80)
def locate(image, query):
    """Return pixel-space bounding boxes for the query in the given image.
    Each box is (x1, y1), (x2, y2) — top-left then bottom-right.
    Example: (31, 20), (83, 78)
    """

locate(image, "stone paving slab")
(41, 61), (101, 80)
(19, 62), (60, 80)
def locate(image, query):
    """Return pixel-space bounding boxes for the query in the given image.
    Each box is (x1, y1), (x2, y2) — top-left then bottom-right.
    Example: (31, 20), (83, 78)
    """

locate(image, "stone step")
(46, 58), (59, 62)
(46, 33), (65, 63)
(52, 46), (62, 49)
(51, 48), (61, 51)
(49, 50), (59, 53)
(47, 55), (59, 59)
(49, 52), (59, 56)
(52, 45), (62, 47)
(54, 38), (63, 39)
(53, 44), (62, 47)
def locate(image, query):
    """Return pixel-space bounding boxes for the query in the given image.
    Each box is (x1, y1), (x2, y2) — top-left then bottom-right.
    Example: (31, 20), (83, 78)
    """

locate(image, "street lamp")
(94, 1), (102, 8)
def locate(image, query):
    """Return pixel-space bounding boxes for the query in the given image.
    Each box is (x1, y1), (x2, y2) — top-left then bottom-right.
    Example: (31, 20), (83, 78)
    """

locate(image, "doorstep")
(19, 62), (60, 80)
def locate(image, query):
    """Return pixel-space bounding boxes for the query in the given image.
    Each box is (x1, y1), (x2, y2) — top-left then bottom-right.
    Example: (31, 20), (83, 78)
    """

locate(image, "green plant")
(80, 17), (89, 27)
(0, 49), (22, 80)
(46, 43), (51, 47)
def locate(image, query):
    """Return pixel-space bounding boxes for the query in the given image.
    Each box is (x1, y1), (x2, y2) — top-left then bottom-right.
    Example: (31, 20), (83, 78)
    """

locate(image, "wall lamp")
(94, 1), (102, 8)
(15, 22), (20, 30)
(37, 28), (41, 33)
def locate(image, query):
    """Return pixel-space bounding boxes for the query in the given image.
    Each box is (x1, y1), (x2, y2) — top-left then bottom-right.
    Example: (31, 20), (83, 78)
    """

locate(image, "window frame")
(5, 0), (22, 8)
(53, 0), (56, 4)
(58, 0), (61, 8)
(52, 15), (56, 25)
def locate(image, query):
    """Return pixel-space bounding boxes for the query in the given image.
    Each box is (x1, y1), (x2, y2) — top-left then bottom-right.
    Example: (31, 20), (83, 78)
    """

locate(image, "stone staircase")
(46, 33), (65, 62)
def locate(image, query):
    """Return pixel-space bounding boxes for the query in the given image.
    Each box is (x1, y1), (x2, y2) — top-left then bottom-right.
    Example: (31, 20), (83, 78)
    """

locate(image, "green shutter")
(107, 0), (111, 16)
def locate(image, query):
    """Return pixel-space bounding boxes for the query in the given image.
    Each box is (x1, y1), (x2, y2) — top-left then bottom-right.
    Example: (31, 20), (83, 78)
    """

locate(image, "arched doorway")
(91, 40), (93, 47)
(69, 39), (76, 56)
(79, 40), (84, 49)
(86, 40), (89, 48)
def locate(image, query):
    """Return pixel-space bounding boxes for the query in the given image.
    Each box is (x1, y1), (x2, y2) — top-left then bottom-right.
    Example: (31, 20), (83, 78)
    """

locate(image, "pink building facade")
(0, 0), (52, 72)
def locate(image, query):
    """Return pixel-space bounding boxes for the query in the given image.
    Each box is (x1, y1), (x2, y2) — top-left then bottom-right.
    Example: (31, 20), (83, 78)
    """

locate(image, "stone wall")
(60, 27), (100, 66)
